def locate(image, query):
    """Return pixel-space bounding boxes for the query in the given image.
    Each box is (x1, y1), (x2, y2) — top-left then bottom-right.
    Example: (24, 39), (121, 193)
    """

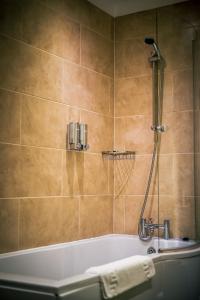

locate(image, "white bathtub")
(0, 234), (199, 300)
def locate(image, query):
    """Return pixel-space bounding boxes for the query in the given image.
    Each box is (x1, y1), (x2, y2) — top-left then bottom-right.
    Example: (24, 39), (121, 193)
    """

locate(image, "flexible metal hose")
(138, 134), (158, 241)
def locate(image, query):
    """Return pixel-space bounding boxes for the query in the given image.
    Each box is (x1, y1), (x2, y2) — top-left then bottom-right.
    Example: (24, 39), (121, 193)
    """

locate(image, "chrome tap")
(140, 218), (170, 240)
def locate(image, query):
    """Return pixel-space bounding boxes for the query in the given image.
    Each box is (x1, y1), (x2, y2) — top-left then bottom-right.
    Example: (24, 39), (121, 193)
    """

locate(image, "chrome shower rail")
(138, 37), (166, 241)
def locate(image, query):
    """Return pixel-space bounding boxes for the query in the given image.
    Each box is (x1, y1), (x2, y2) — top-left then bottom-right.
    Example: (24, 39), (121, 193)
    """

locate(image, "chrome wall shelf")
(102, 150), (135, 160)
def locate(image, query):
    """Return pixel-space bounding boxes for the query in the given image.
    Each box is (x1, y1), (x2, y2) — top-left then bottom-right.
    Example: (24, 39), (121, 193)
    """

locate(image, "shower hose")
(138, 133), (158, 241)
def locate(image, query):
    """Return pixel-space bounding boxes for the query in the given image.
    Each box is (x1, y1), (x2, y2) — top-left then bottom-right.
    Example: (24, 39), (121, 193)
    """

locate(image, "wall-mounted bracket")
(102, 150), (135, 160)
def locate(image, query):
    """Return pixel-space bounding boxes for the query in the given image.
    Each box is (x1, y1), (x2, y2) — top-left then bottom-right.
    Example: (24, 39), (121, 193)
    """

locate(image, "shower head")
(144, 37), (155, 45)
(144, 37), (161, 60)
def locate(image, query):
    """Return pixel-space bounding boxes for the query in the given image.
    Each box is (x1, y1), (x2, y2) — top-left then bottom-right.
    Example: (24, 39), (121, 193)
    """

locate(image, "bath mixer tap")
(140, 218), (170, 240)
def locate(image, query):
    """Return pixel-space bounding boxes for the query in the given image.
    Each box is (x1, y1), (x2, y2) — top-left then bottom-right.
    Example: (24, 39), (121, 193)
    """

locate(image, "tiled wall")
(0, 0), (114, 253)
(1, 0), (199, 253)
(114, 1), (200, 239)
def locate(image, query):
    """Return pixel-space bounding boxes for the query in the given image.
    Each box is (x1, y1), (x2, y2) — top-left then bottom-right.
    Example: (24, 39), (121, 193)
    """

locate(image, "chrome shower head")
(144, 37), (155, 45)
(144, 37), (161, 60)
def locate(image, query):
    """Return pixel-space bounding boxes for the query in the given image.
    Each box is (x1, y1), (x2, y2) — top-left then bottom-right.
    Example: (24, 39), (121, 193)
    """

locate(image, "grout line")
(39, 0), (113, 42)
(0, 33), (113, 80)
(0, 86), (63, 104)
(0, 141), (108, 154)
(0, 141), (195, 156)
(114, 21), (195, 43)
(0, 87), (114, 118)
(116, 66), (194, 80)
(114, 110), (194, 118)
(115, 73), (153, 80)
(0, 142), (63, 151)
(0, 195), (114, 200)
(76, 24), (114, 43)
(115, 34), (156, 43)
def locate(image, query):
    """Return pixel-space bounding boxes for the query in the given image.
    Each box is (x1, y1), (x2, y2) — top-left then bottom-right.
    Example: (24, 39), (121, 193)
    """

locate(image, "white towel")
(86, 255), (155, 299)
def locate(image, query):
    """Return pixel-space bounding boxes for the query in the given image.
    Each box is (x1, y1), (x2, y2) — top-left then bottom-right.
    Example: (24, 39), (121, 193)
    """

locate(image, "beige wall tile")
(62, 196), (79, 241)
(0, 35), (63, 102)
(114, 155), (157, 196)
(80, 196), (113, 238)
(162, 71), (173, 113)
(0, 89), (21, 144)
(82, 153), (109, 195)
(158, 28), (193, 72)
(125, 116), (154, 154)
(115, 76), (152, 116)
(174, 196), (195, 239)
(114, 118), (126, 150)
(42, 0), (114, 40)
(159, 154), (194, 198)
(157, 153), (194, 200)
(115, 116), (153, 155)
(21, 95), (68, 149)
(108, 160), (114, 195)
(115, 10), (156, 41)
(173, 69), (193, 111)
(196, 197), (200, 240)
(22, 1), (80, 62)
(79, 1), (114, 40)
(81, 27), (114, 77)
(115, 38), (151, 78)
(160, 111), (193, 154)
(80, 111), (113, 153)
(158, 2), (200, 35)
(109, 80), (114, 116)
(0, 144), (62, 198)
(0, 198), (19, 253)
(194, 153), (200, 197)
(159, 155), (174, 196)
(62, 151), (84, 196)
(20, 197), (63, 249)
(158, 196), (176, 238)
(124, 196), (142, 234)
(62, 152), (109, 196)
(63, 62), (112, 114)
(113, 196), (124, 233)
(114, 158), (137, 196)
(68, 106), (80, 123)
(173, 154), (194, 197)
(0, 0), (23, 39)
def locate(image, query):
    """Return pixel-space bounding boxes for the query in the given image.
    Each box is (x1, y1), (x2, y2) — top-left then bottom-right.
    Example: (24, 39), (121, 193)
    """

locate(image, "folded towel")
(86, 255), (155, 299)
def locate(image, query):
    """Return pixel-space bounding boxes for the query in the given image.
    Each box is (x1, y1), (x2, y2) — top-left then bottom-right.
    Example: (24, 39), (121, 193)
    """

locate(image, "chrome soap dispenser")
(68, 122), (89, 151)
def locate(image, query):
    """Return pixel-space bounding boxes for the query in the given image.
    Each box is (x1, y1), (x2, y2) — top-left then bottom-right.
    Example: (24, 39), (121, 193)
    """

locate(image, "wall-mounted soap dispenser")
(68, 122), (89, 151)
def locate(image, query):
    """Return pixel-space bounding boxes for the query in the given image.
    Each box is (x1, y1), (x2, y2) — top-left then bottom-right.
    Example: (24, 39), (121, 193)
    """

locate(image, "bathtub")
(0, 234), (199, 300)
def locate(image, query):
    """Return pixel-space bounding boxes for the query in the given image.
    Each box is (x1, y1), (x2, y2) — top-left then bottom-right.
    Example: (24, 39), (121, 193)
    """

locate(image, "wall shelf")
(102, 150), (135, 160)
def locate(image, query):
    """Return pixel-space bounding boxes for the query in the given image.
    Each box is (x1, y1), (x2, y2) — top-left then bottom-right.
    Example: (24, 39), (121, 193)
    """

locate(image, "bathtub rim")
(0, 234), (200, 296)
(0, 234), (197, 258)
